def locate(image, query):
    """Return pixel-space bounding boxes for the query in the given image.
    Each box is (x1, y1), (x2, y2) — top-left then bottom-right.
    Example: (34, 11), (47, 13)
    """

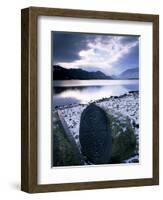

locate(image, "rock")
(79, 104), (112, 164)
(79, 104), (137, 164)
(107, 111), (137, 163)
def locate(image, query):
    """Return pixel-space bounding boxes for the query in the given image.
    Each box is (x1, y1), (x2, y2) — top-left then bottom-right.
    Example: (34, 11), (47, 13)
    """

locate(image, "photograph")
(52, 31), (140, 167)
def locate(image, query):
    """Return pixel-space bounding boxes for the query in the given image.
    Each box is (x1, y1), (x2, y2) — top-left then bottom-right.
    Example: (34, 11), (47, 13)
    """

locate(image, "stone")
(79, 104), (112, 164)
(107, 111), (137, 163)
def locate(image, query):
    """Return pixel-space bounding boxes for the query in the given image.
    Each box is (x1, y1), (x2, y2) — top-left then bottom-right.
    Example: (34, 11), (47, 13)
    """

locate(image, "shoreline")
(54, 90), (139, 111)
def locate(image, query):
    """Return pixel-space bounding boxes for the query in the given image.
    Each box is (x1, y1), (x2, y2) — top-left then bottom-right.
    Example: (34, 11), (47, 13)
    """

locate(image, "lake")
(53, 80), (139, 107)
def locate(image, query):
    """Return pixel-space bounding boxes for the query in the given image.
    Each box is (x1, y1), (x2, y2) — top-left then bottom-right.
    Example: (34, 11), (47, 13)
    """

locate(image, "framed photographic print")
(21, 7), (159, 193)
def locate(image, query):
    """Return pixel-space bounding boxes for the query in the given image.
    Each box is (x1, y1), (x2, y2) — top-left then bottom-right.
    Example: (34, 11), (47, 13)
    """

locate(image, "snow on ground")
(124, 155), (139, 163)
(57, 104), (86, 149)
(97, 92), (139, 138)
(54, 91), (139, 163)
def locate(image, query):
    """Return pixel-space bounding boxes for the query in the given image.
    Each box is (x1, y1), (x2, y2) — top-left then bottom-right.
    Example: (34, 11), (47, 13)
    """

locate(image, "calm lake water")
(53, 80), (139, 107)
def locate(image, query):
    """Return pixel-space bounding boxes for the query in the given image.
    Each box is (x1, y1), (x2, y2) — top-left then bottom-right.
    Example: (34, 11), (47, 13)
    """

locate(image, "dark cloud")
(52, 32), (113, 63)
(52, 32), (89, 63)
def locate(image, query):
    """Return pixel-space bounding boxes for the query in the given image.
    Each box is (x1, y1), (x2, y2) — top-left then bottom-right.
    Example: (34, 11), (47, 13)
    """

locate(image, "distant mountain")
(118, 68), (139, 79)
(53, 65), (113, 80)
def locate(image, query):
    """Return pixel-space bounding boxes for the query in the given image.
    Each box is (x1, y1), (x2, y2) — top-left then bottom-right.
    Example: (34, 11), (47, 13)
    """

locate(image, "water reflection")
(53, 80), (139, 107)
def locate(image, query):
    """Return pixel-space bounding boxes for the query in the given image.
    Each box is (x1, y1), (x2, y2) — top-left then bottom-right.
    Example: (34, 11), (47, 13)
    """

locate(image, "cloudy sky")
(52, 31), (139, 75)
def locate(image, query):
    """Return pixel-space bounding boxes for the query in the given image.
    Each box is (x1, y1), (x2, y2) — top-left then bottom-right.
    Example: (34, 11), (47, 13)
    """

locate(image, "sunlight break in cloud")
(56, 35), (139, 75)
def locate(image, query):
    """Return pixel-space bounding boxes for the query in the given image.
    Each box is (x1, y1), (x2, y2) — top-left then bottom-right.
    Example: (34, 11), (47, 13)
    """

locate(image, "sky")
(52, 31), (139, 76)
